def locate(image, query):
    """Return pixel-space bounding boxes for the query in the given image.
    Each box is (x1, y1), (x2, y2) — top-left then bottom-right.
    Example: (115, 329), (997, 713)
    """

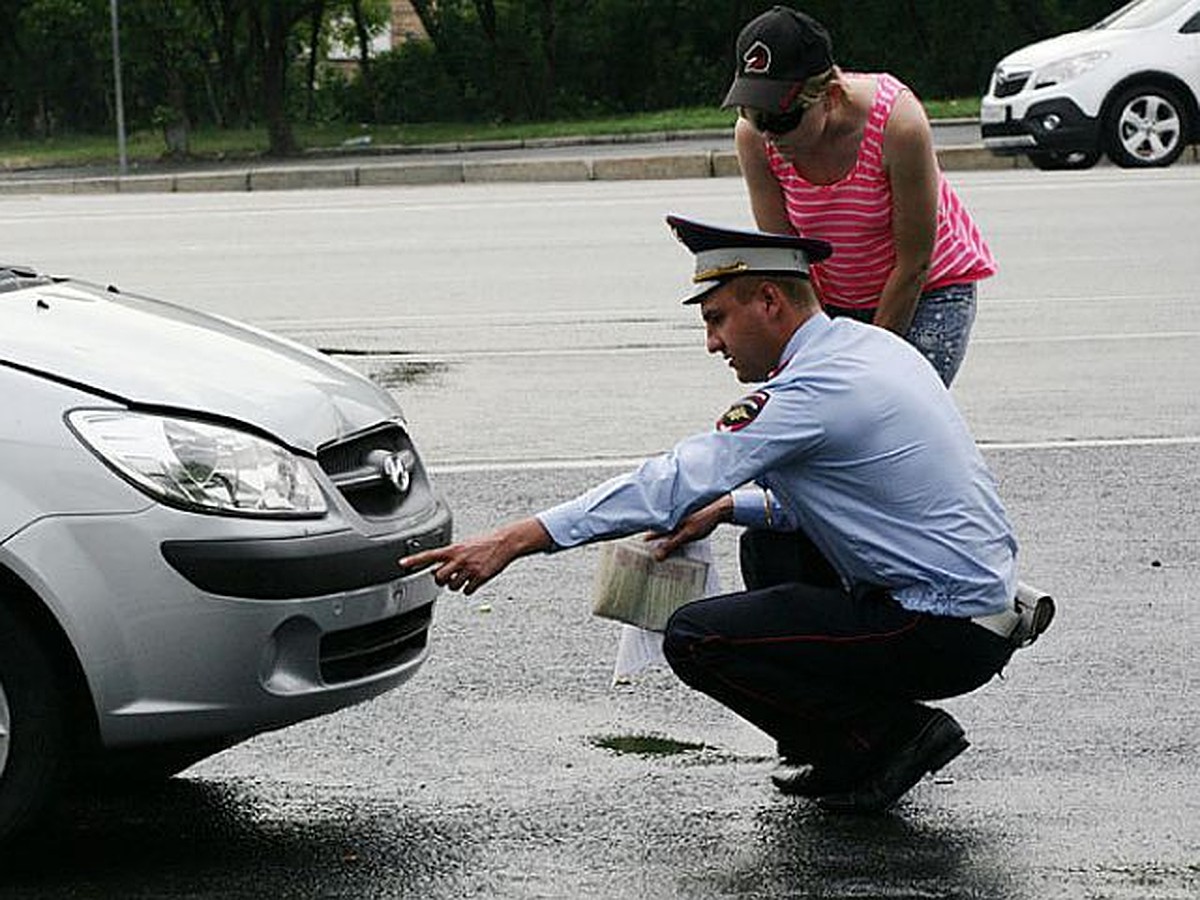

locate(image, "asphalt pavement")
(0, 160), (1196, 899)
(3, 119), (1195, 195)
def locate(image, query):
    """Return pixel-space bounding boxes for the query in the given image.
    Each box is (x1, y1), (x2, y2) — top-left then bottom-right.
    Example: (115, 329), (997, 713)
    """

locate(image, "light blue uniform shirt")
(537, 313), (1017, 617)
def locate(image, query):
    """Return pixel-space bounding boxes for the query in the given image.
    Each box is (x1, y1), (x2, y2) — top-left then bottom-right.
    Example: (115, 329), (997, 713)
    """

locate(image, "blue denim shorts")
(903, 283), (978, 386)
(826, 283), (978, 386)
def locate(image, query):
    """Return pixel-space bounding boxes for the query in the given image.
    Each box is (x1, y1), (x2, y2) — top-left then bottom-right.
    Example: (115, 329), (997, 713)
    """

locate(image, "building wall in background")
(391, 0), (428, 43)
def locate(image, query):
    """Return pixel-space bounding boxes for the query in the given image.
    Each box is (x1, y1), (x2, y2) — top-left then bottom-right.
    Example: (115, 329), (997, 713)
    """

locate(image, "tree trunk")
(904, 0), (931, 58)
(409, 0), (471, 108)
(198, 0), (249, 128)
(304, 1), (325, 121)
(407, 0), (439, 41)
(253, 2), (299, 157)
(471, 0), (511, 118)
(162, 73), (191, 158)
(349, 0), (376, 120)
(538, 0), (556, 118)
(473, 0), (497, 43)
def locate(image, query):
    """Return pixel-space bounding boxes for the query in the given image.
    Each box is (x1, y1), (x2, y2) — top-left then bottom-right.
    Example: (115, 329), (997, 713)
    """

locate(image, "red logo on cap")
(743, 41), (771, 75)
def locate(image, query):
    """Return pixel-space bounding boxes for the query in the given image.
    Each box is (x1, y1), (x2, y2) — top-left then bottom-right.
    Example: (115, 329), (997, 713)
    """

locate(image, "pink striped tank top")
(764, 73), (996, 310)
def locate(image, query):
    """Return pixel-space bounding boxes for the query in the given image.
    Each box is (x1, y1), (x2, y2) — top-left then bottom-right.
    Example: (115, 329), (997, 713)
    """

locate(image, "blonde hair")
(795, 66), (839, 106)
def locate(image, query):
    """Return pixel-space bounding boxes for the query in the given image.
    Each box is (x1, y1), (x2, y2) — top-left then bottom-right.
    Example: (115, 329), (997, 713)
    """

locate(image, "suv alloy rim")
(1118, 93), (1182, 163)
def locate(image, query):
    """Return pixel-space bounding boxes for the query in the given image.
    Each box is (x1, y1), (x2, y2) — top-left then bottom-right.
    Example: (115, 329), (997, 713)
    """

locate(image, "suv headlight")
(1033, 51), (1110, 88)
(68, 410), (327, 517)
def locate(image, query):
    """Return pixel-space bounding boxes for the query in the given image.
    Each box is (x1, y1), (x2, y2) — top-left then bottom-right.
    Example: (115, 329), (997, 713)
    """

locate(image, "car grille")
(318, 424), (416, 519)
(320, 603), (433, 684)
(993, 72), (1029, 98)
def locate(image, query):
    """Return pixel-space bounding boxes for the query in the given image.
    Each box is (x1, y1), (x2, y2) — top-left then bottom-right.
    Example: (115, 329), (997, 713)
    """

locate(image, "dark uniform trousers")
(662, 529), (1014, 771)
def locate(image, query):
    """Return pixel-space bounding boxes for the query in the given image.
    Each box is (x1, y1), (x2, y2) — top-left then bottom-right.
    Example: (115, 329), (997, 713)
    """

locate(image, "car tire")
(0, 603), (70, 843)
(1105, 84), (1190, 168)
(1027, 150), (1101, 171)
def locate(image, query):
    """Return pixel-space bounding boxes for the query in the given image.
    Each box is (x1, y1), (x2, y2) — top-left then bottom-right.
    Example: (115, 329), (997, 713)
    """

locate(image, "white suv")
(981, 0), (1200, 169)
(0, 266), (451, 843)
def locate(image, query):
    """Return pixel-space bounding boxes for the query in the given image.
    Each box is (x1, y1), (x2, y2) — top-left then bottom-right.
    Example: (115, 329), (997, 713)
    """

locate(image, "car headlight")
(1033, 51), (1110, 88)
(68, 410), (327, 517)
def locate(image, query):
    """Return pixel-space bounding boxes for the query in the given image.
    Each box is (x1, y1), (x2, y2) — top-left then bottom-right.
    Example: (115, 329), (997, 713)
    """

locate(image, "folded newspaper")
(592, 536), (711, 632)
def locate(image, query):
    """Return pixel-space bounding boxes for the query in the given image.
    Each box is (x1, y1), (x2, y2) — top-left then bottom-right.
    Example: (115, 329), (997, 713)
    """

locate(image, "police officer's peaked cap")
(666, 214), (832, 304)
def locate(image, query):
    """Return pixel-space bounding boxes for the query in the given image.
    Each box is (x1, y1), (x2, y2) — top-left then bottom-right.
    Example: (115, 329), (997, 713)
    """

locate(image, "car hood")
(0, 279), (401, 455)
(997, 28), (1133, 69)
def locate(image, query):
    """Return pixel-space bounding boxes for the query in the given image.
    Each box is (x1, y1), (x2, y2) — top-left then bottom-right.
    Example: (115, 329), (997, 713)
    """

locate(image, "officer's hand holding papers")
(590, 495), (734, 682)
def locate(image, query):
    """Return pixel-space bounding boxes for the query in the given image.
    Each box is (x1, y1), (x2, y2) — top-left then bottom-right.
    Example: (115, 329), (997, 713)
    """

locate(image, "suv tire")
(0, 603), (70, 843)
(1106, 83), (1190, 168)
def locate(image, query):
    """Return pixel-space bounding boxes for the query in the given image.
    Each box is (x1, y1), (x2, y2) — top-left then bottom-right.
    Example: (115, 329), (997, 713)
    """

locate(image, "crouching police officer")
(402, 214), (1052, 814)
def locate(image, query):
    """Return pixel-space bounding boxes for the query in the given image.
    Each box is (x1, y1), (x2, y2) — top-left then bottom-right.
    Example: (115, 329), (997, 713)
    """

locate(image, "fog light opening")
(262, 616), (322, 694)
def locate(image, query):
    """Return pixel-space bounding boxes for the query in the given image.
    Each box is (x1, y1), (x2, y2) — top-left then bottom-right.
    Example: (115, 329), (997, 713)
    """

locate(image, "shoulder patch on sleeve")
(716, 390), (770, 432)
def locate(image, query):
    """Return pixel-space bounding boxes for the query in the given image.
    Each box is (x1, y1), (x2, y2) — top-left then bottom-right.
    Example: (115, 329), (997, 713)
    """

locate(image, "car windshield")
(1092, 0), (1195, 29)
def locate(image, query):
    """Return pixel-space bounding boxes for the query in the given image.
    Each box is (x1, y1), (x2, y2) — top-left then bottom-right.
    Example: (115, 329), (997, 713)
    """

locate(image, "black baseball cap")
(722, 6), (834, 112)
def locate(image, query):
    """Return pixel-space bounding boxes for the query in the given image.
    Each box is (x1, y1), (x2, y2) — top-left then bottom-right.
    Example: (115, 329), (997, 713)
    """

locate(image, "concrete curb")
(300, 128), (738, 159)
(0, 141), (1195, 196)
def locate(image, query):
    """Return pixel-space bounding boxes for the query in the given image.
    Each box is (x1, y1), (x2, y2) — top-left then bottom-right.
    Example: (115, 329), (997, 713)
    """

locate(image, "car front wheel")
(0, 604), (69, 843)
(1106, 84), (1189, 168)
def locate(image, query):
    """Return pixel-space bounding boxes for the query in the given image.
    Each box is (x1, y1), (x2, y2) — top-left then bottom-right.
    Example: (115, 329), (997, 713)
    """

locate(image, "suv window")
(1182, 10), (1200, 30)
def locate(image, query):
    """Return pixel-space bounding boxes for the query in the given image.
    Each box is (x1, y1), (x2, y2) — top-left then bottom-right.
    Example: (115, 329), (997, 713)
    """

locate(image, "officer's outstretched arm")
(648, 493), (734, 560)
(400, 517), (552, 596)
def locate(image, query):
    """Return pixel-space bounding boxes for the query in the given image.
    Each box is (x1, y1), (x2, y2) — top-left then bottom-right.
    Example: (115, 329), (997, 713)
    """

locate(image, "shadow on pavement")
(1, 778), (471, 899)
(699, 801), (1023, 899)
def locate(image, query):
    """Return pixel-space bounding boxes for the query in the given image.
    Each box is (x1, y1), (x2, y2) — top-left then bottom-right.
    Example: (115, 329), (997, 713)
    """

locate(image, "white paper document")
(590, 536), (722, 685)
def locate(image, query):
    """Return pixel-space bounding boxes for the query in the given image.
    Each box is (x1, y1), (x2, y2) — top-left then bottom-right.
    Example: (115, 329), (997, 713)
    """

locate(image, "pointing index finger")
(400, 545), (453, 572)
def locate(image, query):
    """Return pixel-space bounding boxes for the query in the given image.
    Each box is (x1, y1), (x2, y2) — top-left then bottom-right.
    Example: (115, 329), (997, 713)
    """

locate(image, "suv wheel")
(1027, 149), (1101, 171)
(0, 604), (69, 843)
(1106, 84), (1189, 168)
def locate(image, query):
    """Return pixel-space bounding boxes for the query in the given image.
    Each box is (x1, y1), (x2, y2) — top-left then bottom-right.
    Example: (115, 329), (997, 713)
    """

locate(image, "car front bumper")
(2, 497), (452, 748)
(981, 96), (1101, 155)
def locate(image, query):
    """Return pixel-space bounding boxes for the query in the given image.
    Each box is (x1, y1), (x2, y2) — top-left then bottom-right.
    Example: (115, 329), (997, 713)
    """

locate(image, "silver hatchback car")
(0, 266), (451, 841)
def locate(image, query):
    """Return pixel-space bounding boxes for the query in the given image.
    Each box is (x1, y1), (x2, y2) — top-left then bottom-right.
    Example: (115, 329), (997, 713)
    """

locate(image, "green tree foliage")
(380, 0), (1130, 120)
(2, 0), (110, 135)
(117, 1), (211, 155)
(802, 0), (1124, 97)
(0, 0), (1133, 151)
